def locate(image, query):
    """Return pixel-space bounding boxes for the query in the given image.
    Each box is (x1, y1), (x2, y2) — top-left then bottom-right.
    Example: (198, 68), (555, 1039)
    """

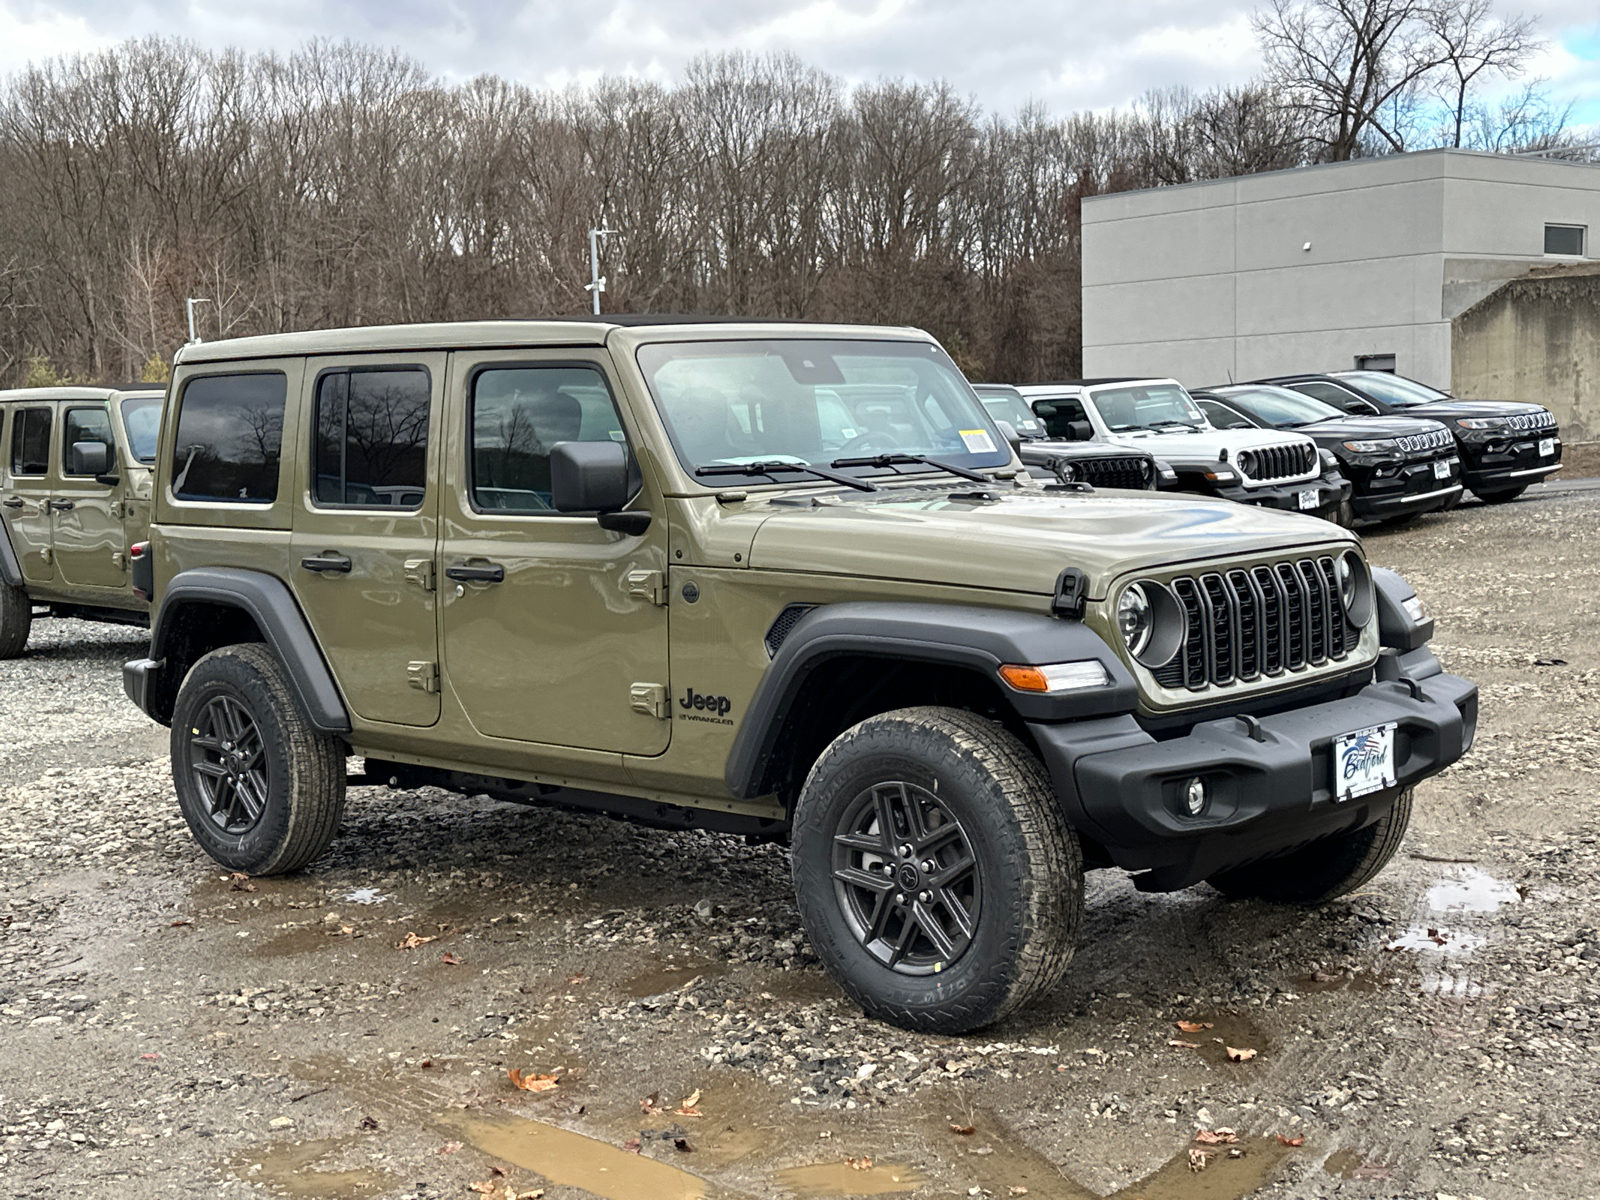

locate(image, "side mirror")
(1340, 398), (1379, 416)
(995, 420), (1023, 454)
(1068, 420), (1094, 442)
(71, 441), (110, 478)
(549, 440), (650, 535)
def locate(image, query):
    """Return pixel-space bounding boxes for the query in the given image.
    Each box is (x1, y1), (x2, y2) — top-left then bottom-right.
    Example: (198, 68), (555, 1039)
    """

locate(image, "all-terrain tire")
(791, 707), (1082, 1034)
(1330, 499), (1356, 529)
(0, 581), (30, 658)
(1473, 485), (1527, 505)
(1207, 787), (1413, 905)
(171, 643), (346, 875)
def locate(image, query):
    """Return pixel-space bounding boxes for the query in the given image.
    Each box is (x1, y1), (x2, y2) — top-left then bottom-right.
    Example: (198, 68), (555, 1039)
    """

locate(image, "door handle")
(445, 562), (505, 584)
(48, 499), (74, 511)
(1, 497), (21, 508)
(301, 554), (353, 574)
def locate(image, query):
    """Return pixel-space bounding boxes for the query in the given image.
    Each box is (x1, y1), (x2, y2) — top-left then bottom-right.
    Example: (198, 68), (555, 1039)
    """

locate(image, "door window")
(313, 368), (430, 508)
(469, 365), (628, 513)
(1291, 381), (1362, 407)
(171, 373), (287, 503)
(9, 408), (52, 476)
(1198, 400), (1254, 429)
(62, 407), (114, 476)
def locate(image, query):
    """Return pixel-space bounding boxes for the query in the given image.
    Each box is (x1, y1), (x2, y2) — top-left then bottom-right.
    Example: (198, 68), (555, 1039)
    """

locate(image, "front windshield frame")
(1087, 383), (1208, 433)
(119, 395), (163, 464)
(636, 338), (1012, 485)
(1338, 371), (1449, 407)
(1217, 386), (1343, 427)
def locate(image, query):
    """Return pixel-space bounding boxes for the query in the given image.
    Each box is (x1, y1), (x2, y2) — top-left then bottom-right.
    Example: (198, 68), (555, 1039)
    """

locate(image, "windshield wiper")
(829, 453), (990, 484)
(695, 461), (878, 492)
(1145, 420), (1200, 430)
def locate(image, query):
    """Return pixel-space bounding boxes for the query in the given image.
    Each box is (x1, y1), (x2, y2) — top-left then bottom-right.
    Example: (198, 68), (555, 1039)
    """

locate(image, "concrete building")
(1081, 149), (1600, 402)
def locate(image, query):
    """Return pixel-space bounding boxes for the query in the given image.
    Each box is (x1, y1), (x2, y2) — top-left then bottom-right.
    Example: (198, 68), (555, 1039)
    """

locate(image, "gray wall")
(1082, 150), (1600, 390)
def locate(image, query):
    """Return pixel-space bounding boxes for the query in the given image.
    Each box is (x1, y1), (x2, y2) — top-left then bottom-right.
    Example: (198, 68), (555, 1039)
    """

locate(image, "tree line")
(0, 0), (1579, 388)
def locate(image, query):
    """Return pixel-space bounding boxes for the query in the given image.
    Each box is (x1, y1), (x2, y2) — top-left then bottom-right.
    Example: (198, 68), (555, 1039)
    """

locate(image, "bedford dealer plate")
(1539, 437), (1556, 457)
(1298, 489), (1319, 510)
(1433, 458), (1452, 480)
(1334, 722), (1396, 802)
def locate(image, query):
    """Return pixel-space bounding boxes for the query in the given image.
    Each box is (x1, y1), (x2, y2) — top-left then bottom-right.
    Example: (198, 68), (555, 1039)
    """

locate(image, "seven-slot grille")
(1075, 455), (1153, 490)
(1394, 428), (1453, 455)
(1151, 556), (1360, 691)
(1236, 443), (1317, 483)
(1499, 410), (1557, 433)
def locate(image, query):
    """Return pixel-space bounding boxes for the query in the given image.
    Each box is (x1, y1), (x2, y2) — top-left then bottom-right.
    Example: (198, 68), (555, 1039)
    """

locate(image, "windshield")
(1088, 383), (1206, 432)
(974, 387), (1043, 437)
(637, 339), (1010, 480)
(1337, 371), (1449, 407)
(120, 395), (163, 464)
(1217, 387), (1343, 427)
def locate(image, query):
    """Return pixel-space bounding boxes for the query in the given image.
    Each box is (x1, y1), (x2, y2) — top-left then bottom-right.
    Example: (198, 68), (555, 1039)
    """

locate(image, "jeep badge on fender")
(122, 317), (1477, 1037)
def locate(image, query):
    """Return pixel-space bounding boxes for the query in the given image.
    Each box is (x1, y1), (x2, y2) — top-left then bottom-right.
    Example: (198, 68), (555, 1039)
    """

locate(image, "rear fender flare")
(0, 520), (22, 588)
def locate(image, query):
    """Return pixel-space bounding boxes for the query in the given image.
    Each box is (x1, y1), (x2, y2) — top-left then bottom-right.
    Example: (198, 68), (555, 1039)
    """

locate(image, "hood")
(746, 484), (1353, 599)
(1102, 425), (1312, 460)
(1018, 440), (1154, 462)
(1295, 414), (1446, 442)
(1404, 399), (1550, 422)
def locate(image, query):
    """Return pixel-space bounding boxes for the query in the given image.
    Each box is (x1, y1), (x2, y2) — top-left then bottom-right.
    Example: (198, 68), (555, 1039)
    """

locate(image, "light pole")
(585, 228), (615, 316)
(185, 297), (212, 344)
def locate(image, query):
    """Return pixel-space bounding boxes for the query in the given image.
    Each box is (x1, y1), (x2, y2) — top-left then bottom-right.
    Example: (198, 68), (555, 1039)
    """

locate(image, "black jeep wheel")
(1207, 787), (1413, 905)
(792, 707), (1082, 1034)
(171, 643), (346, 875)
(1473, 485), (1527, 505)
(0, 581), (30, 658)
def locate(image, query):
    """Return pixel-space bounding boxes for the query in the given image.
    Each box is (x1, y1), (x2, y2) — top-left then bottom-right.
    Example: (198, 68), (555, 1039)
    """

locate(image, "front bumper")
(1217, 475), (1349, 514)
(1460, 435), (1562, 493)
(1351, 455), (1463, 517)
(1028, 648), (1476, 892)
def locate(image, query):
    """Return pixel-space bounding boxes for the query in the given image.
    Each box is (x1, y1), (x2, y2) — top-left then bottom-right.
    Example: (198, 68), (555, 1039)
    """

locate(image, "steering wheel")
(838, 430), (903, 456)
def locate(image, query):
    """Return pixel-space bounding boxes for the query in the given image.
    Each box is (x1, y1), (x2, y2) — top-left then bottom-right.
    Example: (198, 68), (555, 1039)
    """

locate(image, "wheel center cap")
(896, 864), (921, 892)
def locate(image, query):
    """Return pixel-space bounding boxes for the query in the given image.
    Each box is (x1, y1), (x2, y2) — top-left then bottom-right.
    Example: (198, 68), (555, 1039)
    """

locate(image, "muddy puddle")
(1292, 969), (1389, 993)
(1323, 1146), (1393, 1180)
(1164, 1012), (1271, 1067)
(1426, 867), (1519, 914)
(228, 1135), (392, 1199)
(775, 1158), (925, 1195)
(621, 956), (731, 998)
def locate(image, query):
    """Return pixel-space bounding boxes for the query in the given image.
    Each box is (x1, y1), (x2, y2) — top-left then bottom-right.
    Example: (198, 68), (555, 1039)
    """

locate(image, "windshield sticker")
(958, 429), (996, 454)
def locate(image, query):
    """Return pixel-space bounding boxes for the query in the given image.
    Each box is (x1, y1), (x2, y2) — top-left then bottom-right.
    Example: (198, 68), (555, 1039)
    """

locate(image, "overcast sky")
(0, 0), (1595, 123)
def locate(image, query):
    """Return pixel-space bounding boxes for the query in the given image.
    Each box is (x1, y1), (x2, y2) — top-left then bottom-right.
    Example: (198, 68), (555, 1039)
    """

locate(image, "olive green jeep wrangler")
(0, 386), (165, 656)
(123, 319), (1477, 1033)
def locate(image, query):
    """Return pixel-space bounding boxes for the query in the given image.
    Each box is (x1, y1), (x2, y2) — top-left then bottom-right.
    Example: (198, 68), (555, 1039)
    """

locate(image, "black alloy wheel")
(832, 780), (980, 974)
(188, 693), (269, 835)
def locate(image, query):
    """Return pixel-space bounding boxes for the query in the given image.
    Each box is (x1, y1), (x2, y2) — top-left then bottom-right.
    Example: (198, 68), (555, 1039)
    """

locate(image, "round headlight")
(1117, 584), (1152, 658)
(1337, 550), (1372, 626)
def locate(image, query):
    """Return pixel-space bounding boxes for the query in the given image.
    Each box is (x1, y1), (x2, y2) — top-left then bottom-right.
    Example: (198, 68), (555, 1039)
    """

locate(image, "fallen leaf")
(168, 918), (193, 927)
(1225, 1046), (1258, 1062)
(673, 1137), (695, 1152)
(419, 1059), (434, 1069)
(640, 1092), (662, 1114)
(674, 1088), (703, 1116)
(440, 952), (465, 966)
(468, 1184), (497, 1195)
(1194, 1129), (1239, 1145)
(229, 871), (256, 892)
(1176, 1020), (1214, 1033)
(436, 1141), (463, 1155)
(1168, 1039), (1202, 1049)
(622, 1138), (641, 1153)
(139, 1052), (161, 1061)
(1188, 1148), (1211, 1172)
(399, 931), (437, 949)
(359, 1115), (379, 1130)
(1008, 1189), (1029, 1197)
(949, 1124), (976, 1136)
(567, 972), (589, 984)
(846, 1156), (873, 1171)
(514, 1192), (545, 1200)
(508, 1069), (560, 1093)
(1276, 1134), (1305, 1147)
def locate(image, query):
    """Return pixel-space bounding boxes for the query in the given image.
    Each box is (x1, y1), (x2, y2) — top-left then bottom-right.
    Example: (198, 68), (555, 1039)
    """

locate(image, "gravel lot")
(2, 483), (1598, 1200)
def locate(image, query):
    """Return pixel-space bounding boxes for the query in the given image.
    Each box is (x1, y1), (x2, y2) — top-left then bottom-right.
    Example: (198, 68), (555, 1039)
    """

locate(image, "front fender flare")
(723, 601), (1137, 800)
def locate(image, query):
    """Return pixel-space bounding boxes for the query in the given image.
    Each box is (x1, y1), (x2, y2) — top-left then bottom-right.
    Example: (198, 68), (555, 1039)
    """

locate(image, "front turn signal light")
(998, 661), (1113, 694)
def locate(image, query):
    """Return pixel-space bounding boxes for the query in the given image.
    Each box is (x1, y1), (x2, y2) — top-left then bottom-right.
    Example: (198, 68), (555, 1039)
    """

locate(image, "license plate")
(1334, 723), (1396, 802)
(1539, 437), (1555, 457)
(1298, 489), (1319, 511)
(1433, 459), (1451, 480)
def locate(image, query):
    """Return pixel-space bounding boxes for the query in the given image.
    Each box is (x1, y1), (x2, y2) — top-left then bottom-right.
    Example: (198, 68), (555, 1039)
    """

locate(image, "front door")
(289, 354), (443, 728)
(53, 403), (128, 591)
(439, 353), (671, 755)
(3, 404), (58, 585)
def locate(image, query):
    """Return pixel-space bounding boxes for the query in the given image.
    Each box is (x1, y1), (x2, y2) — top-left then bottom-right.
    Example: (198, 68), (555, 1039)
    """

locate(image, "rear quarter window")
(171, 373), (288, 504)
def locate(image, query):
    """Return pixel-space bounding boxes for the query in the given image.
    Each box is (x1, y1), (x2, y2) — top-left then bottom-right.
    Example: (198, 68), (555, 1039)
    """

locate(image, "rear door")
(3, 403), (58, 585)
(289, 354), (443, 727)
(53, 402), (127, 591)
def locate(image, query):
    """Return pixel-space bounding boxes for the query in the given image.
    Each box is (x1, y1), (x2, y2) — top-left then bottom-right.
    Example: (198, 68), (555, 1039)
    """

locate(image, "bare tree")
(1422, 0), (1542, 147)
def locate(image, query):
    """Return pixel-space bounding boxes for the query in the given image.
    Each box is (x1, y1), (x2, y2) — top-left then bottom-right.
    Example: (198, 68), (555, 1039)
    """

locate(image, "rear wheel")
(171, 643), (346, 875)
(792, 707), (1082, 1033)
(1329, 499), (1356, 528)
(1207, 787), (1413, 905)
(1473, 485), (1526, 505)
(0, 581), (30, 658)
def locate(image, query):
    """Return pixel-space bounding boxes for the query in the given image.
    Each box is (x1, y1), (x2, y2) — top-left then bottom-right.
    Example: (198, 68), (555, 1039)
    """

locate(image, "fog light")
(1183, 777), (1207, 816)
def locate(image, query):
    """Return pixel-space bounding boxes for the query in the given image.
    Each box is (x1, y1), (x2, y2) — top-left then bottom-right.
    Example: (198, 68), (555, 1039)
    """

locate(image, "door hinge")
(109, 501), (124, 518)
(112, 551), (127, 569)
(630, 682), (670, 719)
(623, 568), (668, 606)
(404, 558), (435, 592)
(39, 547), (51, 564)
(407, 661), (439, 693)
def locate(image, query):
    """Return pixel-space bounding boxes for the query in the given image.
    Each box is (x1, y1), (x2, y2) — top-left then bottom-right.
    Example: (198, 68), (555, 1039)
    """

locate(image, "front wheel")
(1473, 485), (1526, 505)
(791, 707), (1082, 1034)
(171, 643), (347, 875)
(0, 581), (30, 658)
(1207, 787), (1413, 905)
